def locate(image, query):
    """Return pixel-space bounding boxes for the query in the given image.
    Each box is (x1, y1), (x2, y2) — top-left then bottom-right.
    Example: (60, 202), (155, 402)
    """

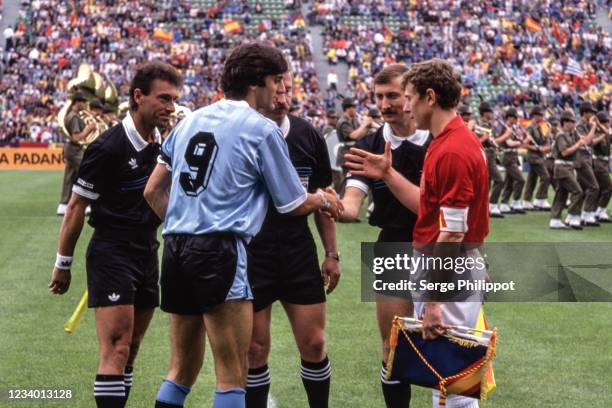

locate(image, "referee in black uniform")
(246, 71), (339, 408)
(49, 61), (182, 408)
(339, 64), (430, 408)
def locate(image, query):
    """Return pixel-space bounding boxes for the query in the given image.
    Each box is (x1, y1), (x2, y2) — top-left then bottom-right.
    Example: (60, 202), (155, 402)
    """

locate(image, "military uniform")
(544, 123), (559, 192)
(475, 103), (504, 217)
(592, 112), (611, 222)
(335, 98), (359, 174)
(575, 102), (601, 225)
(523, 108), (551, 209)
(550, 112), (584, 229)
(59, 110), (86, 207)
(499, 110), (525, 213)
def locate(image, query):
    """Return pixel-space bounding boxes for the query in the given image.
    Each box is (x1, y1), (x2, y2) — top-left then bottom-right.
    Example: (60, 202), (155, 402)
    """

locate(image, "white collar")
(122, 111), (161, 152)
(382, 123), (429, 149)
(279, 115), (290, 138)
(222, 98), (250, 108)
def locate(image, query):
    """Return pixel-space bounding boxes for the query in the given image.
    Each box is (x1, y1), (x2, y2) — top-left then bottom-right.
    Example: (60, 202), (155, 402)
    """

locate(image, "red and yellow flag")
(552, 20), (567, 44)
(525, 17), (542, 33)
(224, 20), (242, 34)
(153, 28), (173, 43)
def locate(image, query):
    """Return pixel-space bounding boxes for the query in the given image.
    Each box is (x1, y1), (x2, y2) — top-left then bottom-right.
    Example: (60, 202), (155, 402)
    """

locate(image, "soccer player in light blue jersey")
(144, 43), (343, 408)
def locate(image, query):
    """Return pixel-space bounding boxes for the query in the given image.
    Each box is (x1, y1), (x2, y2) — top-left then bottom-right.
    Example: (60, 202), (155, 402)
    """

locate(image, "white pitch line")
(267, 393), (278, 408)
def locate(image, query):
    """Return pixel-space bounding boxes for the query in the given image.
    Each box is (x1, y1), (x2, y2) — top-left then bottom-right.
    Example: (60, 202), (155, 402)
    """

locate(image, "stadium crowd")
(0, 0), (320, 145)
(311, 0), (611, 119)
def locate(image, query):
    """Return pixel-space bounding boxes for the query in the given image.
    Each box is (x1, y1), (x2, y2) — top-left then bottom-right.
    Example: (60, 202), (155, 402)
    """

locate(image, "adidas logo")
(128, 158), (138, 169)
(60, 260), (71, 267)
(108, 293), (120, 302)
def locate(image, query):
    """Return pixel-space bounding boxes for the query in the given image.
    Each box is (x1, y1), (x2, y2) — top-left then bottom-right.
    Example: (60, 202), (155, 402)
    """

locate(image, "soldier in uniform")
(474, 102), (505, 218)
(57, 91), (96, 216)
(102, 103), (119, 127)
(550, 110), (585, 229)
(592, 111), (611, 223)
(89, 99), (105, 121)
(336, 97), (370, 184)
(544, 117), (560, 190)
(320, 109), (339, 137)
(458, 105), (475, 131)
(523, 106), (551, 210)
(499, 107), (526, 214)
(574, 102), (600, 226)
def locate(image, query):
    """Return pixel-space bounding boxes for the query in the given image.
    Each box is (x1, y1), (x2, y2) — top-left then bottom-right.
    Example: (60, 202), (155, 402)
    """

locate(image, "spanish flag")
(153, 28), (173, 43)
(525, 17), (542, 33)
(224, 20), (242, 34)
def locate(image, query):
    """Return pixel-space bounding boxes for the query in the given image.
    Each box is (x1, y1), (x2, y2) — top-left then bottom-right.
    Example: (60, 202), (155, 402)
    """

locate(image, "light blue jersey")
(159, 99), (307, 301)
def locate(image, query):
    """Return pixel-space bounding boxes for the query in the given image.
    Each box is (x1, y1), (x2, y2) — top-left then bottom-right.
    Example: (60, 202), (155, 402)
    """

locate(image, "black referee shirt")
(73, 112), (161, 235)
(346, 124), (430, 240)
(254, 115), (333, 238)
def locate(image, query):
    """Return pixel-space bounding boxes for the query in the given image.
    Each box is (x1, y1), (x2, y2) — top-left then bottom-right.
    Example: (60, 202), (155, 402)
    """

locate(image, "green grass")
(0, 170), (611, 407)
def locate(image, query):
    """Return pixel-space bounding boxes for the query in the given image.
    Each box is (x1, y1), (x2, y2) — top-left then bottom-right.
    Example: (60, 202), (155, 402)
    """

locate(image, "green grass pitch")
(0, 170), (610, 407)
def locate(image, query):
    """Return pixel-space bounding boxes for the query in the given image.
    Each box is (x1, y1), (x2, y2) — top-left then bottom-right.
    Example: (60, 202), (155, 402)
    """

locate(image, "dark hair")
(221, 43), (288, 99)
(402, 59), (462, 109)
(129, 61), (183, 110)
(374, 64), (408, 86)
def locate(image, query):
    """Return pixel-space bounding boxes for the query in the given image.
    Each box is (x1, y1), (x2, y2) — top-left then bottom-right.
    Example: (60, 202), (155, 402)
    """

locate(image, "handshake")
(316, 187), (344, 220)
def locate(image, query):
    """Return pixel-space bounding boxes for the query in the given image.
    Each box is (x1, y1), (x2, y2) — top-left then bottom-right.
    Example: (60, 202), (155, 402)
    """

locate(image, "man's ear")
(426, 88), (436, 107)
(133, 88), (143, 108)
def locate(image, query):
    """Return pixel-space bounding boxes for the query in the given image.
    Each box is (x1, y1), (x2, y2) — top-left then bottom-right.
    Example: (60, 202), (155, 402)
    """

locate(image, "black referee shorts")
(248, 230), (325, 312)
(160, 233), (239, 315)
(86, 231), (160, 309)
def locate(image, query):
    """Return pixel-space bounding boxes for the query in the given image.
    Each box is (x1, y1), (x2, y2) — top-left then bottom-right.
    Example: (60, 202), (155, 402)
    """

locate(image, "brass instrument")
(474, 123), (499, 148)
(57, 102), (107, 146)
(58, 64), (117, 146)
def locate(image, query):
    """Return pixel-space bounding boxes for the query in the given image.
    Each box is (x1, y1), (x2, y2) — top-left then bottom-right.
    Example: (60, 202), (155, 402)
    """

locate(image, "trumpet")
(474, 124), (499, 148)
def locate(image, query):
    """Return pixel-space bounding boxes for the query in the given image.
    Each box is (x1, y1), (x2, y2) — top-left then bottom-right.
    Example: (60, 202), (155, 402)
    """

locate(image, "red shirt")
(413, 115), (489, 253)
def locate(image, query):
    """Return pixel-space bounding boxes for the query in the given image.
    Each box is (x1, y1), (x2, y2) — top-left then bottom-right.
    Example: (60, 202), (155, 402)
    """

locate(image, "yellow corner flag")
(64, 291), (88, 334)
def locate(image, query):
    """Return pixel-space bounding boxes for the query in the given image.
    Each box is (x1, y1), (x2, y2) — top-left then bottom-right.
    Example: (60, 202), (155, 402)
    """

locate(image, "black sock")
(123, 366), (133, 401)
(246, 364), (271, 408)
(300, 356), (331, 408)
(94, 374), (126, 408)
(154, 402), (183, 408)
(380, 362), (411, 408)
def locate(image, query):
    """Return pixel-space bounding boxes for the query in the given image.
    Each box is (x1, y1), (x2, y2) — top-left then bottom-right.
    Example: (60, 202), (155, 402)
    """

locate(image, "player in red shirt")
(346, 59), (489, 408)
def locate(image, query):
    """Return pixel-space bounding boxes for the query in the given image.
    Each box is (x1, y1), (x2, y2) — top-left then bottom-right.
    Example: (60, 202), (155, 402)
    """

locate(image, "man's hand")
(421, 302), (448, 340)
(362, 116), (374, 128)
(467, 119), (476, 131)
(321, 257), (340, 294)
(319, 187), (344, 220)
(344, 141), (392, 180)
(49, 267), (71, 294)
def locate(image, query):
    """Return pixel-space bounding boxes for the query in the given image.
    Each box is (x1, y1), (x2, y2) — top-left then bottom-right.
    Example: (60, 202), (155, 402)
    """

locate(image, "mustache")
(381, 109), (398, 115)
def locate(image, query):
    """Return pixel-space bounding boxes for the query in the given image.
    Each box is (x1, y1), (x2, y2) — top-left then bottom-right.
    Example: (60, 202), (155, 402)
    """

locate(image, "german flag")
(525, 17), (542, 33)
